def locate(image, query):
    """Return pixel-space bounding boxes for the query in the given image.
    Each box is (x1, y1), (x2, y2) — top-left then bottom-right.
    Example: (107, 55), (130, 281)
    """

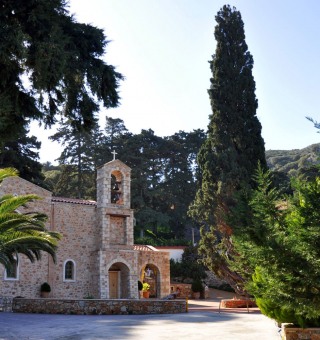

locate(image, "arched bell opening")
(108, 262), (130, 298)
(111, 171), (123, 204)
(140, 264), (160, 298)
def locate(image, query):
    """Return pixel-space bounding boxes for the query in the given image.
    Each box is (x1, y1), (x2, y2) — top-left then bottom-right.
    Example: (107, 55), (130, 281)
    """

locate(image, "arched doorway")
(141, 264), (160, 298)
(108, 262), (130, 299)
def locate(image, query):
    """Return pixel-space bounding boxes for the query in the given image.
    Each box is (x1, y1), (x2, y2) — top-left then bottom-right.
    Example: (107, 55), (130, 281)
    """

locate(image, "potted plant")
(142, 282), (150, 298)
(40, 282), (51, 298)
(191, 279), (203, 299)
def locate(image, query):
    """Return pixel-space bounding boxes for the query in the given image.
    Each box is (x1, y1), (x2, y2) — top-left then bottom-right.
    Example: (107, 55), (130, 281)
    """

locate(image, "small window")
(4, 259), (19, 280)
(63, 260), (76, 281)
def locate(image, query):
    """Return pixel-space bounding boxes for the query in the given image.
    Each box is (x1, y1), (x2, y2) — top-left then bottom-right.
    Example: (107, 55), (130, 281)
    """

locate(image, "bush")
(191, 279), (204, 293)
(170, 246), (207, 282)
(40, 282), (51, 292)
(252, 270), (320, 328)
(232, 167), (320, 327)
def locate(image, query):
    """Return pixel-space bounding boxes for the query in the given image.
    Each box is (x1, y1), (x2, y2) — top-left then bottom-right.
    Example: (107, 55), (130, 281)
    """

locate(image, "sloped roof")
(102, 159), (131, 171)
(52, 197), (96, 206)
(133, 245), (159, 252)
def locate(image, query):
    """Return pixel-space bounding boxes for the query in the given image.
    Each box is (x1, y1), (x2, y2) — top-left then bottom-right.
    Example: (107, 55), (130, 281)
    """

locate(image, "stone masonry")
(0, 159), (170, 301)
(13, 297), (186, 315)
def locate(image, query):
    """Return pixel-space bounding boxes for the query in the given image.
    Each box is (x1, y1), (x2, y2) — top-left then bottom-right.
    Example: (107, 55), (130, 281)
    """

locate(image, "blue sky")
(33, 0), (320, 163)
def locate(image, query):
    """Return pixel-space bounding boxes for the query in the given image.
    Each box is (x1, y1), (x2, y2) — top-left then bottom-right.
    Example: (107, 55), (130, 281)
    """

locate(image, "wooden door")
(109, 271), (119, 298)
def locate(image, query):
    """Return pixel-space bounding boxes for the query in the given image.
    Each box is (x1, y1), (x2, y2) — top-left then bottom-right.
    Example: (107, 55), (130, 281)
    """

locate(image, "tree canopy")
(231, 166), (320, 327)
(189, 5), (266, 292)
(43, 118), (205, 243)
(0, 0), (123, 181)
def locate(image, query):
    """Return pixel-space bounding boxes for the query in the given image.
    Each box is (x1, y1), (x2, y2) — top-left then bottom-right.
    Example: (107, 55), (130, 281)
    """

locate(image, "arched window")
(111, 171), (123, 204)
(4, 258), (19, 280)
(63, 260), (76, 281)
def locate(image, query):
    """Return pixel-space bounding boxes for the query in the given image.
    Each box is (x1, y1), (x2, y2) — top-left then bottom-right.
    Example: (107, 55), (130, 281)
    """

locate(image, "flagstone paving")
(0, 289), (281, 340)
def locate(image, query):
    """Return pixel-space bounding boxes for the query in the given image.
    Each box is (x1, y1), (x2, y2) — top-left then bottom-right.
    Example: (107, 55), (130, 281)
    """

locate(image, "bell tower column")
(96, 157), (137, 299)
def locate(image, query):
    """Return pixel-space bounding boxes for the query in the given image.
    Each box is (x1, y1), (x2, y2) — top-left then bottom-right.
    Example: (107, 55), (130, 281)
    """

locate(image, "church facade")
(0, 159), (170, 299)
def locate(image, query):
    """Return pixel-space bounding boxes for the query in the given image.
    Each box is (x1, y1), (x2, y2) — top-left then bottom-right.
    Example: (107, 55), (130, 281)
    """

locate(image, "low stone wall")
(170, 283), (192, 299)
(220, 298), (256, 308)
(12, 298), (187, 315)
(282, 324), (320, 340)
(0, 297), (13, 312)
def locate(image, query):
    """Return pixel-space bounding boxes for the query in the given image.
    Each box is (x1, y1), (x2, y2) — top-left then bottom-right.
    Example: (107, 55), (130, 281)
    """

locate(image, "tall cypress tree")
(189, 5), (266, 292)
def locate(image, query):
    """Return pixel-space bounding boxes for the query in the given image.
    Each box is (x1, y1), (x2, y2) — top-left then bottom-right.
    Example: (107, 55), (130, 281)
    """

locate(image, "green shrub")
(232, 167), (320, 327)
(40, 282), (51, 292)
(191, 279), (204, 293)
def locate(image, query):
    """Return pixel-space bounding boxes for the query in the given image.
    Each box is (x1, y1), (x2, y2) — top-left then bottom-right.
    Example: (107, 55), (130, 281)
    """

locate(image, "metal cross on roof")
(111, 150), (117, 161)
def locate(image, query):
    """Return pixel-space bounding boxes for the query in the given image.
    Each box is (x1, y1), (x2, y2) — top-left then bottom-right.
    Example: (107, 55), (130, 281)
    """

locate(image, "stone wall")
(281, 324), (320, 340)
(220, 298), (256, 308)
(170, 283), (192, 299)
(48, 201), (99, 299)
(96, 160), (131, 209)
(138, 249), (170, 298)
(0, 297), (14, 312)
(0, 177), (53, 298)
(0, 177), (100, 299)
(100, 248), (139, 299)
(12, 298), (187, 315)
(0, 161), (171, 302)
(205, 271), (232, 290)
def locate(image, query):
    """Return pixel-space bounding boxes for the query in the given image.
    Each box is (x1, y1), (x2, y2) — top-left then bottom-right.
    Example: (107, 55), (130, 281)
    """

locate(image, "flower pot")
(143, 291), (150, 298)
(40, 291), (50, 298)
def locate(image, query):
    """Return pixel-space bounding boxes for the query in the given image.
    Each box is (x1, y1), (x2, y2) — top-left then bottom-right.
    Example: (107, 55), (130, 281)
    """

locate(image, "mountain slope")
(266, 143), (320, 177)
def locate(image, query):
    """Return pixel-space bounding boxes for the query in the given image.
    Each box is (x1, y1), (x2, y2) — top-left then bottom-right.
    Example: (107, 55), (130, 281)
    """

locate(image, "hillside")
(266, 143), (320, 177)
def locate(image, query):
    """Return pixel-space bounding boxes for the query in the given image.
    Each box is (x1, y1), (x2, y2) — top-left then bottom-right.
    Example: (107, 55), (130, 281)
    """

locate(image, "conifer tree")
(231, 166), (320, 327)
(50, 118), (98, 199)
(0, 1), (123, 181)
(189, 5), (266, 291)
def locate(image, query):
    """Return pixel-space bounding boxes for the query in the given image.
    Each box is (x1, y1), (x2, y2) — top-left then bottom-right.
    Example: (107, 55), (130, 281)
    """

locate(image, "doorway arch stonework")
(107, 262), (131, 299)
(141, 264), (160, 298)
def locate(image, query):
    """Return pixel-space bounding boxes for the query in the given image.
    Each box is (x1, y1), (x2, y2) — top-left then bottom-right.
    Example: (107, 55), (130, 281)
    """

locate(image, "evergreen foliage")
(231, 166), (320, 327)
(49, 118), (101, 199)
(43, 119), (205, 242)
(189, 5), (266, 292)
(0, 1), (123, 182)
(40, 282), (51, 293)
(191, 279), (204, 293)
(170, 245), (207, 282)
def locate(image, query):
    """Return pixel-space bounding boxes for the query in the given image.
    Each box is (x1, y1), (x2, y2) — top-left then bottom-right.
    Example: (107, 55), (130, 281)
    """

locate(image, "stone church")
(0, 159), (170, 299)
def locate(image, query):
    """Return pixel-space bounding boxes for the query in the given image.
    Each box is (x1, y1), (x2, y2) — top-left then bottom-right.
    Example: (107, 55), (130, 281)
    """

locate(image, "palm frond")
(0, 168), (18, 183)
(0, 168), (61, 269)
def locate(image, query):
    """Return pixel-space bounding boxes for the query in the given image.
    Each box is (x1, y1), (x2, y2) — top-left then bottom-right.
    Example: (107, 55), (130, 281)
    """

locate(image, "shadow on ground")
(0, 289), (280, 340)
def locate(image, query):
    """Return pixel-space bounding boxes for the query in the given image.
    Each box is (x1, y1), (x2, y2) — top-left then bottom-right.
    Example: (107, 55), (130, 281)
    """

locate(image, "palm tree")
(0, 168), (61, 270)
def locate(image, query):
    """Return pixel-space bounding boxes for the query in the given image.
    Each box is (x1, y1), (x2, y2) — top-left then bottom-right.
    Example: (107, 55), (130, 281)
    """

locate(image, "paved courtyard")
(0, 310), (280, 340)
(0, 291), (281, 340)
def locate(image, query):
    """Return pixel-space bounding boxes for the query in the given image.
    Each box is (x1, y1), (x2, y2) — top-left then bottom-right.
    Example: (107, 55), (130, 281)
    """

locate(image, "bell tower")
(96, 157), (134, 247)
(96, 155), (138, 299)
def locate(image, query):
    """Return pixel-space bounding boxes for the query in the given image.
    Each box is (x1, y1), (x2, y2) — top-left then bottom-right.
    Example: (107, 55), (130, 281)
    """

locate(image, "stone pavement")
(0, 289), (281, 340)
